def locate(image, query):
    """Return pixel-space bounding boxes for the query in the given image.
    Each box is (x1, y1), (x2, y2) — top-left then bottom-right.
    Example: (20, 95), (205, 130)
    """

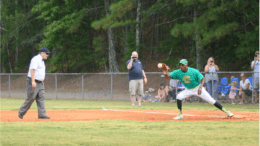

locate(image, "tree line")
(1, 0), (258, 73)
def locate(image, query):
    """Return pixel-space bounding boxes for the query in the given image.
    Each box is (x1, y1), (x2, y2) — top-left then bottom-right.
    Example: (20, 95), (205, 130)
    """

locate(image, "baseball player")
(162, 59), (234, 120)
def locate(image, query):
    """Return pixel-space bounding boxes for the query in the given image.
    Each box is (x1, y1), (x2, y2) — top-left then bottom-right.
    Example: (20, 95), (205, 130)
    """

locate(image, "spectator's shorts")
(242, 89), (252, 96)
(129, 79), (143, 96)
(253, 77), (259, 89)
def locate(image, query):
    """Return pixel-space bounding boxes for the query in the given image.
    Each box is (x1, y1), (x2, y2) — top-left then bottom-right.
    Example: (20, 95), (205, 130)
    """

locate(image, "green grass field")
(1, 97), (259, 146)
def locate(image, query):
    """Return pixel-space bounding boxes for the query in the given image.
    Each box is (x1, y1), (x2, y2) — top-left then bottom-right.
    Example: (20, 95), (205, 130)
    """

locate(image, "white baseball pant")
(177, 86), (216, 104)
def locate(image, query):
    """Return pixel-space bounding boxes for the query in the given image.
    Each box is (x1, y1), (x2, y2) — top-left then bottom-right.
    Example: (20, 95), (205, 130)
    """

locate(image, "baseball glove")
(158, 63), (170, 78)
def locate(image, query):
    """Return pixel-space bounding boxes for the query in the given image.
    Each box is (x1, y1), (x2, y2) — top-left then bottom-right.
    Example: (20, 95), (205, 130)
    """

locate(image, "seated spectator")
(229, 81), (238, 105)
(169, 79), (177, 100)
(142, 90), (152, 102)
(169, 79), (182, 102)
(239, 73), (251, 104)
(155, 83), (169, 102)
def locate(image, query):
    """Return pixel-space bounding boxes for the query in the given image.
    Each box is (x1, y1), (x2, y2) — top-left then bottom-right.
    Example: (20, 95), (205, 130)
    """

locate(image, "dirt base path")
(1, 109), (258, 122)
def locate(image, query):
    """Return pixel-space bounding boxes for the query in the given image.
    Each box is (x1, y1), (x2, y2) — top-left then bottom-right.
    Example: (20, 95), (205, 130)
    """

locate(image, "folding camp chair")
(217, 77), (231, 103)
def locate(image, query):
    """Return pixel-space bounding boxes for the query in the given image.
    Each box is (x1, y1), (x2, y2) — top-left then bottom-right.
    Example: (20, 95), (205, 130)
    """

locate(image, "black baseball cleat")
(18, 113), (23, 119)
(38, 115), (50, 119)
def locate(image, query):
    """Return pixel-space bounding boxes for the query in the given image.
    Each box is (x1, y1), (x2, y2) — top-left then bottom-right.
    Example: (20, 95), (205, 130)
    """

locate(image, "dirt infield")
(1, 109), (259, 122)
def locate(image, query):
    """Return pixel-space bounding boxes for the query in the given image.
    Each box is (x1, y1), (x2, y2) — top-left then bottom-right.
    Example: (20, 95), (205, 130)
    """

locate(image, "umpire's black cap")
(40, 47), (50, 53)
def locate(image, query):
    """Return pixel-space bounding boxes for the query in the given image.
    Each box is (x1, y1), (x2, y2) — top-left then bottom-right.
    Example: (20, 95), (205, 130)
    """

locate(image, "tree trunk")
(155, 13), (159, 61)
(194, 9), (202, 70)
(140, 0), (145, 68)
(0, 0), (2, 73)
(105, 0), (119, 72)
(123, 15), (128, 53)
(15, 0), (19, 67)
(123, 25), (128, 53)
(150, 16), (155, 60)
(136, 0), (141, 51)
(6, 43), (12, 73)
(167, 48), (172, 61)
(105, 63), (108, 72)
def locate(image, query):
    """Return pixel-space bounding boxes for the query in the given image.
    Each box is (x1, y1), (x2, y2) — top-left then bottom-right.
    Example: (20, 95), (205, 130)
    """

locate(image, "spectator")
(204, 57), (219, 100)
(239, 73), (251, 104)
(251, 51), (259, 104)
(169, 79), (182, 102)
(127, 51), (147, 107)
(155, 83), (169, 102)
(169, 79), (177, 101)
(142, 91), (152, 102)
(229, 81), (238, 105)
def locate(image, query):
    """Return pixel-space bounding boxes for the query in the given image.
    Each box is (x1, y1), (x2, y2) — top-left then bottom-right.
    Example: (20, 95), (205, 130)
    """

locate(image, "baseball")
(157, 63), (162, 68)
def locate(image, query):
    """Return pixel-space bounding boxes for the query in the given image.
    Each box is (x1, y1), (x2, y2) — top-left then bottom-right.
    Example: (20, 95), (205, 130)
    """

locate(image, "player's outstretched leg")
(214, 102), (234, 117)
(200, 87), (234, 117)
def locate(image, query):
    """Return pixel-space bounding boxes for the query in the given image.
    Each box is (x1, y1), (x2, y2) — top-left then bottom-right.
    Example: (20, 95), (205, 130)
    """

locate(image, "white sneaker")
(225, 111), (234, 117)
(173, 114), (183, 120)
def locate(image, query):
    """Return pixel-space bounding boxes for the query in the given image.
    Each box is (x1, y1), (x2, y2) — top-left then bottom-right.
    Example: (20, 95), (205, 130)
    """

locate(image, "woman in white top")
(239, 73), (251, 104)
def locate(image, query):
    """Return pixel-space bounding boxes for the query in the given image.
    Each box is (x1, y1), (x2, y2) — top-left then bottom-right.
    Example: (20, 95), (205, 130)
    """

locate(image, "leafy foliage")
(1, 0), (258, 73)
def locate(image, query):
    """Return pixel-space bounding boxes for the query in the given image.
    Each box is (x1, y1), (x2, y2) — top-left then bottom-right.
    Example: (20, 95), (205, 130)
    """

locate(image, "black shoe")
(18, 113), (23, 119)
(38, 115), (50, 119)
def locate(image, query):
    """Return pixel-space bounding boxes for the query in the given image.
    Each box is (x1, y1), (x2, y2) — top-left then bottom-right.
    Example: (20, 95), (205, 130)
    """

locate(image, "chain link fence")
(0, 71), (258, 104)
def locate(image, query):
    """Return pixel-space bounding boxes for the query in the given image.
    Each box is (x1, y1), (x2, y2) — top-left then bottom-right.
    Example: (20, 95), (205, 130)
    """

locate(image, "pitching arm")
(164, 72), (172, 78)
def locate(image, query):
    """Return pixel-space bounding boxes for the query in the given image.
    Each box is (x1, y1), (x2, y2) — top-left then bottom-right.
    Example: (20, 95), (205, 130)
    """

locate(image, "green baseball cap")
(179, 59), (188, 65)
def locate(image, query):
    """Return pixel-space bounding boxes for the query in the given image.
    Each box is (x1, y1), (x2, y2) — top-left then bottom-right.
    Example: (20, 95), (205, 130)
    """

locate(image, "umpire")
(18, 47), (51, 119)
(127, 51), (147, 107)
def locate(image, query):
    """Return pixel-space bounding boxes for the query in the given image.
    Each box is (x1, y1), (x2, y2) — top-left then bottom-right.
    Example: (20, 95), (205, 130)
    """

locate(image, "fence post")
(55, 74), (57, 99)
(82, 74), (84, 100)
(111, 73), (113, 99)
(9, 75), (10, 97)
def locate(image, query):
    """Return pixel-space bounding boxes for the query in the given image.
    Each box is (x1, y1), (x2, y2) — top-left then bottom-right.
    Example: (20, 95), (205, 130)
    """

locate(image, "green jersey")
(169, 67), (204, 89)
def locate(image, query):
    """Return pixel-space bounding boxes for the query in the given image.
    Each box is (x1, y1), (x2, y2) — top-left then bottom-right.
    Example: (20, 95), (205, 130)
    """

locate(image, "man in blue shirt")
(127, 51), (147, 107)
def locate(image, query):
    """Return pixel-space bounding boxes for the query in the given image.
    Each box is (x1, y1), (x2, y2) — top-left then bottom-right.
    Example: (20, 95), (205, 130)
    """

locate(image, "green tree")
(32, 0), (105, 72)
(171, 0), (259, 70)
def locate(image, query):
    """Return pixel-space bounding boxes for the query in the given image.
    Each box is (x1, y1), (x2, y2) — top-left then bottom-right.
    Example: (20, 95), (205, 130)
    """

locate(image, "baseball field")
(1, 97), (259, 146)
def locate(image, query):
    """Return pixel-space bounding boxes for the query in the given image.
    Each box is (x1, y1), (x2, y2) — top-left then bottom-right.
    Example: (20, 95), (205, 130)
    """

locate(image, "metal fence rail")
(0, 71), (257, 103)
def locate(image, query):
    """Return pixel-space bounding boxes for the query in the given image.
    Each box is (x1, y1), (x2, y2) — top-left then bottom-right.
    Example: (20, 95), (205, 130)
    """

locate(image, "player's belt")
(190, 85), (200, 90)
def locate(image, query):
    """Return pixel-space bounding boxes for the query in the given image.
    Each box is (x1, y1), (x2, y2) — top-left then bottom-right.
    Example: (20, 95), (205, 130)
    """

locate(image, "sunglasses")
(179, 63), (185, 66)
(46, 53), (50, 55)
